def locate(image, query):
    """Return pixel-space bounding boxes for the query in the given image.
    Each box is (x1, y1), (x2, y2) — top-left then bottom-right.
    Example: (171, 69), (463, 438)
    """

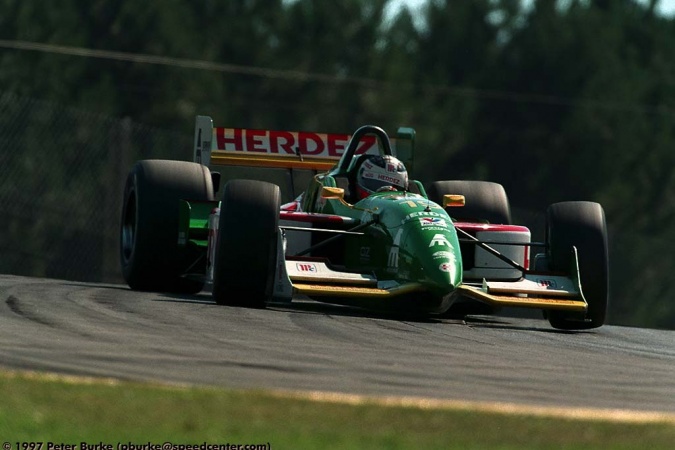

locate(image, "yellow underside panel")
(458, 285), (588, 312)
(293, 282), (426, 298)
(293, 283), (587, 312)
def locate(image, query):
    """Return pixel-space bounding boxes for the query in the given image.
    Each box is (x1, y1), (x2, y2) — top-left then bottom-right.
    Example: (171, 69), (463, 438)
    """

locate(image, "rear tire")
(546, 201), (608, 330)
(212, 180), (280, 308)
(120, 160), (214, 293)
(426, 180), (511, 224)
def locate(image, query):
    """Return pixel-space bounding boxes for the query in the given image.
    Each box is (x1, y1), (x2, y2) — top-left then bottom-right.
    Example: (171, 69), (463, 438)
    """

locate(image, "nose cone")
(401, 225), (463, 296)
(422, 243), (463, 295)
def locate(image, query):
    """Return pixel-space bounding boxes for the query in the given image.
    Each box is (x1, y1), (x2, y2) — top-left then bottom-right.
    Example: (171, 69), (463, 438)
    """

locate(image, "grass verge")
(0, 371), (673, 449)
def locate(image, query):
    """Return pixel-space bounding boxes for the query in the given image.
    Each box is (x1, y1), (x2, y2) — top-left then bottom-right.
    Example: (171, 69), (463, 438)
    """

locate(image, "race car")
(120, 117), (609, 330)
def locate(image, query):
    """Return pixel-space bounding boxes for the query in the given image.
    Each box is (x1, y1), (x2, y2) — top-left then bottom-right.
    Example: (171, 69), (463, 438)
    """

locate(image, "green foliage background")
(0, 0), (674, 329)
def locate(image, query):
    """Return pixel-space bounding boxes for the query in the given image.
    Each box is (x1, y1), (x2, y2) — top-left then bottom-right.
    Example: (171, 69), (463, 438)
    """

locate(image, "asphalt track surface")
(1, 274), (674, 416)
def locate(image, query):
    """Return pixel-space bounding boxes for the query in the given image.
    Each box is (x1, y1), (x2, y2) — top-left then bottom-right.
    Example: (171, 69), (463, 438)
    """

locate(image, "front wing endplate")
(459, 247), (588, 313)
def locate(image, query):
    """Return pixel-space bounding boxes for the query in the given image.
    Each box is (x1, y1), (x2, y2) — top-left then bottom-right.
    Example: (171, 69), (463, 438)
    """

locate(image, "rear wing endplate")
(193, 116), (415, 173)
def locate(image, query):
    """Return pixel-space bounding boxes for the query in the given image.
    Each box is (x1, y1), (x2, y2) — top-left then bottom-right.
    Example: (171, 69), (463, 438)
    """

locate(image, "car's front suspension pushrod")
(292, 219), (377, 257)
(455, 227), (529, 273)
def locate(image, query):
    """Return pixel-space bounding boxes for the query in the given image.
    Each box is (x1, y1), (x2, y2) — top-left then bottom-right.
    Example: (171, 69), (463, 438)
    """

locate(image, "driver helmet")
(356, 155), (408, 199)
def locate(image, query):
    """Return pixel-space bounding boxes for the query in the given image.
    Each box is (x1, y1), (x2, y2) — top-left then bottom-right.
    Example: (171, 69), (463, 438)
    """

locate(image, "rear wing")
(193, 116), (415, 173)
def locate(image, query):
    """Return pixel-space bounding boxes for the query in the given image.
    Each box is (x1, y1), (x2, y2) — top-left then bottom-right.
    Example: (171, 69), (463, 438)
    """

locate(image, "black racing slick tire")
(426, 180), (512, 224)
(120, 159), (214, 293)
(546, 201), (609, 330)
(212, 180), (280, 308)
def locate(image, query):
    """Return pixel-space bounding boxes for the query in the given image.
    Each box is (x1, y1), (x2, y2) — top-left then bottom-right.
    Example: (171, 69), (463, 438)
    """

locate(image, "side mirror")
(443, 194), (465, 208)
(321, 186), (345, 200)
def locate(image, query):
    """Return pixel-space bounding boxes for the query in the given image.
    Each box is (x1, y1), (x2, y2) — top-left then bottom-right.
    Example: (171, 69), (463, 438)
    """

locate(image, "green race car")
(120, 117), (609, 330)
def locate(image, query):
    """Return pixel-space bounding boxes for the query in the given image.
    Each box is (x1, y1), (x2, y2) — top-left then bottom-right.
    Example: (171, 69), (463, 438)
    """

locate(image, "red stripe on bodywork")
(280, 201), (300, 212)
(280, 211), (356, 224)
(453, 223), (530, 233)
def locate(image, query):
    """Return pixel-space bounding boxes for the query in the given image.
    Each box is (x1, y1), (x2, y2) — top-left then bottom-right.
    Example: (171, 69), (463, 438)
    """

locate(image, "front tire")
(546, 201), (609, 330)
(120, 160), (214, 293)
(212, 180), (280, 308)
(426, 180), (511, 224)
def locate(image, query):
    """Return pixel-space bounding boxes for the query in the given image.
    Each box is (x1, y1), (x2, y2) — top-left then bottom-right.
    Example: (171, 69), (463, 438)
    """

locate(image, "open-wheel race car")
(120, 117), (609, 330)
